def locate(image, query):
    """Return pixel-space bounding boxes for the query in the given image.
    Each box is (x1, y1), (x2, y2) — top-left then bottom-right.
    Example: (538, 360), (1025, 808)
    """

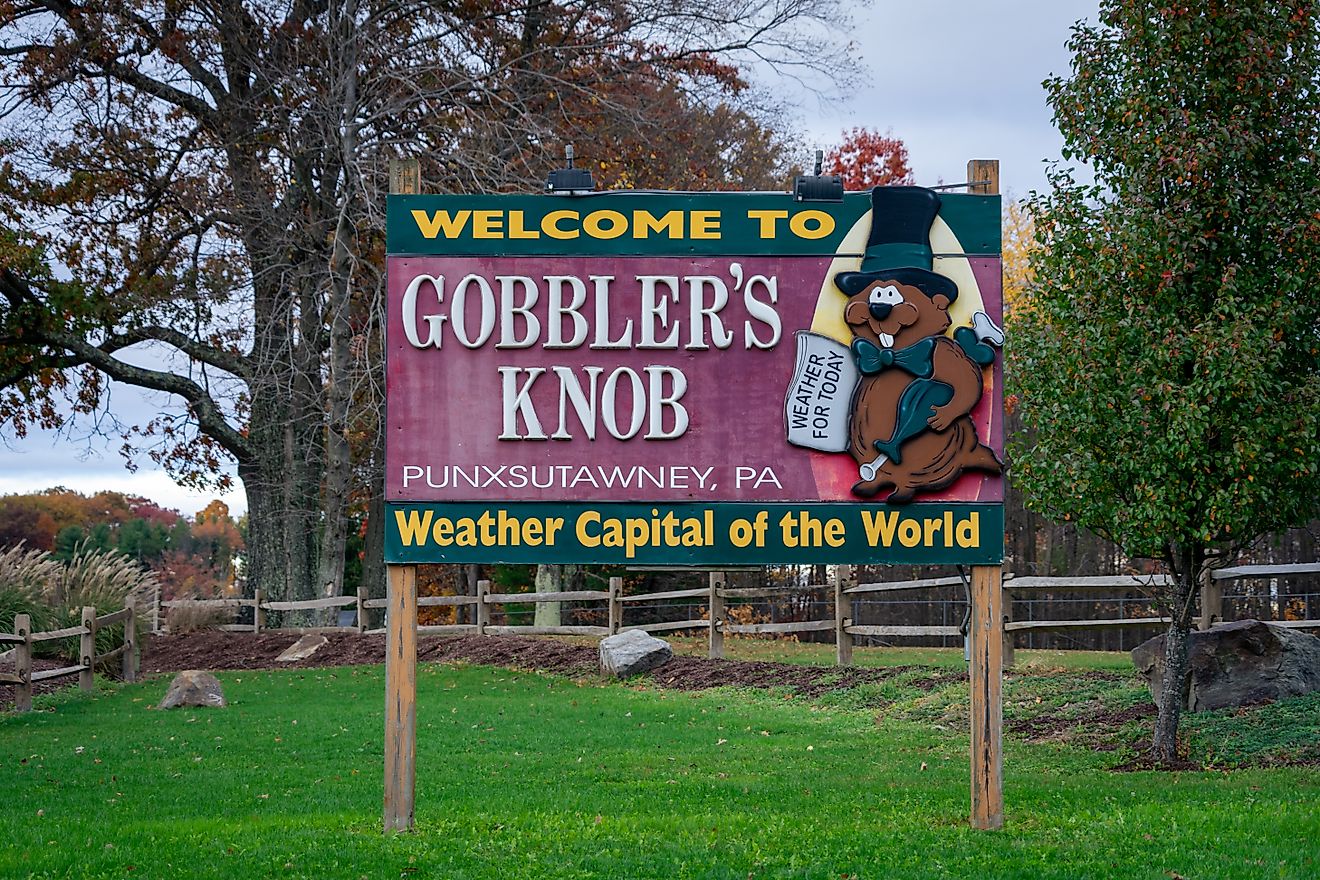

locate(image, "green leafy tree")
(52, 525), (84, 561)
(116, 518), (170, 565)
(1012, 1), (1320, 761)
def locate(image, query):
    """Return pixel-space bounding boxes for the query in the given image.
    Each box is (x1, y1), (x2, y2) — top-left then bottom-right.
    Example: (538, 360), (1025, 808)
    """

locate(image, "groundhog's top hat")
(833, 186), (958, 302)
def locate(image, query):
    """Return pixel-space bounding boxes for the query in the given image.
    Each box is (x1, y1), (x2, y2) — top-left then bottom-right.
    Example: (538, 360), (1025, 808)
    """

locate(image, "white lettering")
(496, 275), (540, 348)
(644, 366), (689, 439)
(545, 275), (589, 348)
(451, 274), (496, 348)
(402, 274), (446, 348)
(498, 367), (548, 439)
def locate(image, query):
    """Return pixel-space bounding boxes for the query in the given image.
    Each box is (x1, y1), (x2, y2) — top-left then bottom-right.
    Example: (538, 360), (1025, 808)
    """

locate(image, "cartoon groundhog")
(835, 187), (1003, 502)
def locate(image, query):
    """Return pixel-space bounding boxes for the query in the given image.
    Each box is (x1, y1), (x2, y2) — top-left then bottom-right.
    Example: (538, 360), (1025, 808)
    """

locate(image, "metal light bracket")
(546, 144), (594, 195)
(792, 149), (844, 202)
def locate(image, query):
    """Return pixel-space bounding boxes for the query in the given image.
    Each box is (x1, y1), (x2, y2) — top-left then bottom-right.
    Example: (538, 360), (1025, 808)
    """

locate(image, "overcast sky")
(793, 0), (1099, 198)
(0, 0), (1100, 519)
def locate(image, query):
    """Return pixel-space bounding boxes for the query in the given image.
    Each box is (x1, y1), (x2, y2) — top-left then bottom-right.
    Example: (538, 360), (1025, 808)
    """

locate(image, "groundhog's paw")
(927, 404), (957, 432)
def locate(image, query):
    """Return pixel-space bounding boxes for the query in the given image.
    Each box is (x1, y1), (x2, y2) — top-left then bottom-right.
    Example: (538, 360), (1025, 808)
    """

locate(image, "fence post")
(608, 577), (622, 634)
(969, 564), (1004, 830)
(1001, 590), (1015, 669)
(253, 589), (266, 634)
(79, 606), (96, 692)
(152, 586), (161, 634)
(14, 613), (32, 712)
(357, 586), (369, 634)
(123, 600), (138, 683)
(835, 565), (854, 666)
(476, 579), (490, 635)
(708, 571), (726, 659)
(1198, 568), (1221, 631)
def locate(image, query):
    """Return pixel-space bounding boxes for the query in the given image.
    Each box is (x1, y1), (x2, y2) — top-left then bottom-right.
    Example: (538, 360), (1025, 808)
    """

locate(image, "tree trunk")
(1152, 543), (1204, 764)
(533, 564), (579, 627)
(359, 425), (388, 626)
(1151, 617), (1191, 763)
(241, 457), (318, 613)
(313, 0), (362, 617)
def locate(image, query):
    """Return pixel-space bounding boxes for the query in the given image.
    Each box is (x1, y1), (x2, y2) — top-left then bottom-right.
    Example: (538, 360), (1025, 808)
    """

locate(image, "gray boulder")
(158, 670), (228, 709)
(276, 633), (328, 662)
(1132, 619), (1320, 712)
(599, 630), (673, 678)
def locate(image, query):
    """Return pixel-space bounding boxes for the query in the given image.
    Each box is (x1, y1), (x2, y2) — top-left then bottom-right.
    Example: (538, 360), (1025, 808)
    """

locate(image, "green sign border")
(385, 502), (1004, 566)
(387, 192), (1000, 257)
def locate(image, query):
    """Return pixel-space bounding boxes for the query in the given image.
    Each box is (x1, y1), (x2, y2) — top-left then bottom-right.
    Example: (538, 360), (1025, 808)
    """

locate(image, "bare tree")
(0, 0), (853, 607)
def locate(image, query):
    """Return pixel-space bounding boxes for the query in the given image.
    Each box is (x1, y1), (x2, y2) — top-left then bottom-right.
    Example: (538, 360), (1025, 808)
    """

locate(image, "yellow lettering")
(394, 509), (433, 546)
(432, 517), (453, 546)
(790, 209), (834, 240)
(778, 511), (798, 548)
(747, 209), (789, 238)
(508, 210), (540, 239)
(690, 210), (721, 239)
(825, 518), (846, 547)
(545, 517), (565, 546)
(626, 518), (648, 558)
(472, 210), (504, 238)
(680, 517), (704, 547)
(455, 518), (478, 547)
(576, 511), (601, 547)
(633, 210), (684, 239)
(411, 209), (471, 239)
(543, 210), (579, 239)
(861, 510), (900, 546)
(956, 512), (980, 548)
(898, 519), (921, 548)
(924, 517), (942, 546)
(584, 210), (627, 239)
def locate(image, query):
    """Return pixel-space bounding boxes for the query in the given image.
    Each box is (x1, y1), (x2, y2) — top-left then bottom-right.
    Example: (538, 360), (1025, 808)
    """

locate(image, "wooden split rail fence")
(2, 602), (139, 711)
(153, 563), (1320, 667)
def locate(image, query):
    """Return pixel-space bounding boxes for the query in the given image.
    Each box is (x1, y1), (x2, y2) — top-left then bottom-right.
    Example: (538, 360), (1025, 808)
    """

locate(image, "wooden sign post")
(967, 160), (1004, 831)
(384, 158), (421, 834)
(969, 563), (1004, 830)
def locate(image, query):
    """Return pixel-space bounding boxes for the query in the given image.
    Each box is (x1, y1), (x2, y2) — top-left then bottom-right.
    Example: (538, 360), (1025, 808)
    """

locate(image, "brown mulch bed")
(136, 630), (964, 699)
(1009, 700), (1158, 742)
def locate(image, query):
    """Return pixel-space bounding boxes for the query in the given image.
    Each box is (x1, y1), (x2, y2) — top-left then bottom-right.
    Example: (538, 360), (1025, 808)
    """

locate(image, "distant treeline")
(0, 489), (242, 599)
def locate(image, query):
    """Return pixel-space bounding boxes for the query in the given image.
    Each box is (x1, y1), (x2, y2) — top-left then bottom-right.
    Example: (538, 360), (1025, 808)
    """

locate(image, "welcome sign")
(384, 188), (1004, 564)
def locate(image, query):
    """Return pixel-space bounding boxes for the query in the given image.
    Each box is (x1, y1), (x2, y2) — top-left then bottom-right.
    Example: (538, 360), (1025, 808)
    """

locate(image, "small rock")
(275, 634), (329, 663)
(599, 630), (673, 678)
(1132, 619), (1320, 712)
(158, 670), (227, 709)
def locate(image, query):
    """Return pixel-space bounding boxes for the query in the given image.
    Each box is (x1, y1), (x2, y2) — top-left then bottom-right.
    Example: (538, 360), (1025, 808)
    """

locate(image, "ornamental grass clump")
(0, 543), (156, 666)
(0, 544), (60, 637)
(44, 546), (158, 666)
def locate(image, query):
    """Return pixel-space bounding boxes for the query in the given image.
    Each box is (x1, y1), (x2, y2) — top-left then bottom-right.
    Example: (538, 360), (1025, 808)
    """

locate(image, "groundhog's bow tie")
(851, 337), (936, 378)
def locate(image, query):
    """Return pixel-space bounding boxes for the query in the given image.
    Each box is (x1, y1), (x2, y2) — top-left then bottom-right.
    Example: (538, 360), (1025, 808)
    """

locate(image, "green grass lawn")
(664, 636), (1135, 671)
(1, 651), (1317, 879)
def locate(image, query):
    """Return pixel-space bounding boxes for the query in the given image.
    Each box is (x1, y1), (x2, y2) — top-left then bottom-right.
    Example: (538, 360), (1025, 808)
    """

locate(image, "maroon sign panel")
(385, 253), (1004, 505)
